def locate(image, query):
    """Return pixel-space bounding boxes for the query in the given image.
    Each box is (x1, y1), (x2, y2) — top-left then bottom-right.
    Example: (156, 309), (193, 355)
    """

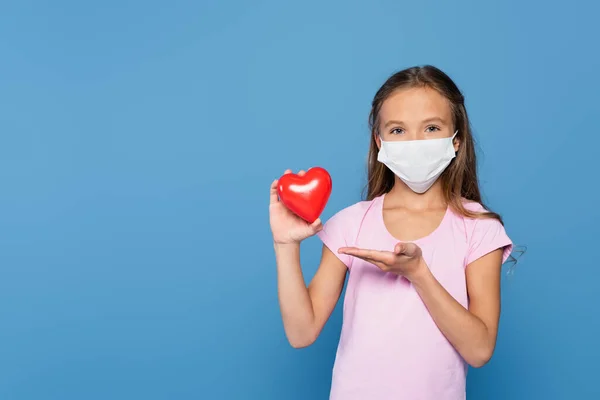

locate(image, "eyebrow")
(422, 117), (447, 124)
(383, 117), (448, 128)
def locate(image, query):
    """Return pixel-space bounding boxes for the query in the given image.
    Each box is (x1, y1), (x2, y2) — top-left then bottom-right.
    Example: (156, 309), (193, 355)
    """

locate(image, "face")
(376, 86), (460, 151)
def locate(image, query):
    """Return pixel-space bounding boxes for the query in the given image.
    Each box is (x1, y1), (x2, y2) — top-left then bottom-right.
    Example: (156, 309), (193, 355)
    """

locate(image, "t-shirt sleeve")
(316, 205), (360, 269)
(466, 216), (513, 266)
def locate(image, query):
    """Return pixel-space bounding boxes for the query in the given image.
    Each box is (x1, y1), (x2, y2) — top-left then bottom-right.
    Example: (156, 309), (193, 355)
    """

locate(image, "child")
(269, 65), (513, 399)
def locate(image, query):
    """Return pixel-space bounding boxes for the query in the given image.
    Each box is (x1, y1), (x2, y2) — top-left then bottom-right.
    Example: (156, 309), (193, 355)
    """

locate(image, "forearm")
(274, 243), (316, 347)
(410, 266), (496, 367)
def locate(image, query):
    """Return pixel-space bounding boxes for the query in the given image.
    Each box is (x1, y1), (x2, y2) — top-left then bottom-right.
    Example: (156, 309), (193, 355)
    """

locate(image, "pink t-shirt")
(316, 194), (513, 400)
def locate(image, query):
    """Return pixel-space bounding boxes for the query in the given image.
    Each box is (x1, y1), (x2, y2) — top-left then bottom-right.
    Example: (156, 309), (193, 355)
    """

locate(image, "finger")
(369, 252), (397, 265)
(270, 179), (279, 204)
(338, 247), (377, 259)
(298, 170), (306, 176)
(338, 247), (362, 257)
(284, 169), (292, 174)
(338, 247), (383, 261)
(344, 254), (388, 271)
(396, 242), (419, 257)
(366, 259), (389, 271)
(342, 247), (398, 265)
(394, 243), (404, 255)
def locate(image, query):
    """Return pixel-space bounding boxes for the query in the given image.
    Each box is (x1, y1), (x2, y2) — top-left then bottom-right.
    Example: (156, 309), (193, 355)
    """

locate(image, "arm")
(410, 249), (503, 367)
(275, 243), (347, 348)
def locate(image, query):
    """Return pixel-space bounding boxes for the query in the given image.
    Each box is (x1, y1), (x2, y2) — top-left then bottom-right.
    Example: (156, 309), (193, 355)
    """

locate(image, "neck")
(385, 177), (447, 211)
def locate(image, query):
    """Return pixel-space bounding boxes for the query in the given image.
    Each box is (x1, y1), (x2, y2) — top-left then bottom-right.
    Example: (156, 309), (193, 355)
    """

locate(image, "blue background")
(1, 0), (599, 399)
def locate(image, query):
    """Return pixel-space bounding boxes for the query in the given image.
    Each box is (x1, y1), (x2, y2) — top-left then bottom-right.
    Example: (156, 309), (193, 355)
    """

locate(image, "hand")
(338, 242), (427, 280)
(270, 169), (323, 245)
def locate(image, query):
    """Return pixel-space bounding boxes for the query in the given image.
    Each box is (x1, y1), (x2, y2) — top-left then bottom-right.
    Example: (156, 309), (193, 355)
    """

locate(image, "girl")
(269, 65), (513, 399)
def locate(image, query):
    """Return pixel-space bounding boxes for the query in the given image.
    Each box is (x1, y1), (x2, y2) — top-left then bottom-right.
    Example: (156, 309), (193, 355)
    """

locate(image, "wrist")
(406, 257), (432, 285)
(273, 241), (300, 252)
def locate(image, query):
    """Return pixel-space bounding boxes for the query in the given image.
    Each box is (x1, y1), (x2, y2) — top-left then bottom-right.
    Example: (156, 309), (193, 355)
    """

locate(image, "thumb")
(309, 218), (323, 234)
(396, 242), (420, 257)
(394, 242), (406, 254)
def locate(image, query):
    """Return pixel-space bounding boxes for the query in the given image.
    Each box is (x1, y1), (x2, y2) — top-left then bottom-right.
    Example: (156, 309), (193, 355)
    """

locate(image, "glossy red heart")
(277, 167), (332, 223)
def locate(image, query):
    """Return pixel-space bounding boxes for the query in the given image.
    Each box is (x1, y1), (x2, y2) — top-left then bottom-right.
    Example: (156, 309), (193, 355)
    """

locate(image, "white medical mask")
(377, 131), (458, 193)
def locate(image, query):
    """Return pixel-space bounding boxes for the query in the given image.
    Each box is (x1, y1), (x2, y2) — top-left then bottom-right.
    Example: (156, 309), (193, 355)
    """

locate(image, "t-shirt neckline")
(377, 193), (451, 245)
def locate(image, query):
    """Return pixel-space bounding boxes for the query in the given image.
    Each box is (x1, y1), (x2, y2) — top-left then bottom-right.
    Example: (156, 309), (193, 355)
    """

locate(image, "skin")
(270, 86), (503, 368)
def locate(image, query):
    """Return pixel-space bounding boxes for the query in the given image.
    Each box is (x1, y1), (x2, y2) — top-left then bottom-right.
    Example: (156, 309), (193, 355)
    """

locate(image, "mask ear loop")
(452, 130), (459, 153)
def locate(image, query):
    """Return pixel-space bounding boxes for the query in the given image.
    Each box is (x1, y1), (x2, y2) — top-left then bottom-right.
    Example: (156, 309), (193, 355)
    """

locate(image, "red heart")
(277, 167), (332, 223)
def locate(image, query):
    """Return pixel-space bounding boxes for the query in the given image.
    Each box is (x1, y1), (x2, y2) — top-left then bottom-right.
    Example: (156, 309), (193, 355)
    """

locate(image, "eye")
(390, 127), (405, 135)
(425, 125), (441, 133)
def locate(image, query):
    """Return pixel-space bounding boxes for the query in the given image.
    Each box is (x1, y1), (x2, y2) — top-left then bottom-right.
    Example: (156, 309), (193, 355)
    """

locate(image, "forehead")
(379, 86), (452, 123)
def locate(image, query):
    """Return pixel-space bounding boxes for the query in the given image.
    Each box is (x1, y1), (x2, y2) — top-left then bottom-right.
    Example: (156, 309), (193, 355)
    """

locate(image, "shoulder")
(461, 199), (489, 217)
(320, 198), (376, 238)
(316, 198), (378, 268)
(328, 199), (375, 222)
(457, 199), (504, 233)
(457, 200), (513, 265)
(457, 200), (500, 227)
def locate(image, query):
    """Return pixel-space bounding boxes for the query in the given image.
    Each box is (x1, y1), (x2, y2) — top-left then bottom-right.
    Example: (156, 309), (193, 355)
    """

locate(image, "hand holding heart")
(339, 242), (427, 280)
(270, 169), (323, 245)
